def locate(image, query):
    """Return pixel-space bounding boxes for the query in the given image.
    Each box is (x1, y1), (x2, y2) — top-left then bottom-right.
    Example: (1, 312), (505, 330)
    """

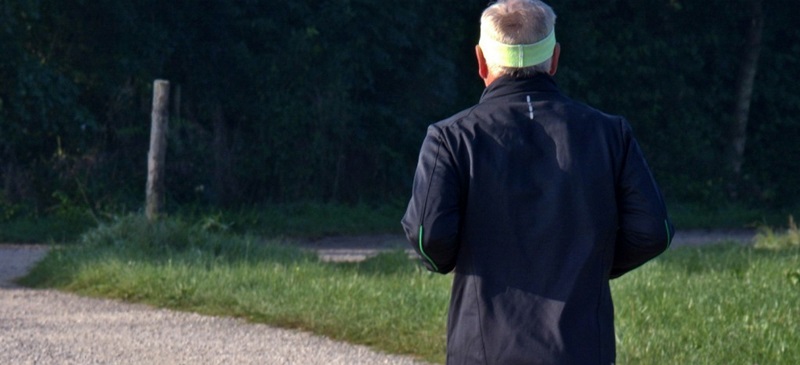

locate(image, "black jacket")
(401, 74), (673, 364)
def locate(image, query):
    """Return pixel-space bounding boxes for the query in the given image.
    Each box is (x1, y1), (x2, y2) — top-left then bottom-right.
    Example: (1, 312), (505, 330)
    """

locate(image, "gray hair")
(480, 0), (557, 77)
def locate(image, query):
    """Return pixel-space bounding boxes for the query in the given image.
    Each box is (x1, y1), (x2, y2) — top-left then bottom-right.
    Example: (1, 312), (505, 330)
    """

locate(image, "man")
(401, 0), (674, 364)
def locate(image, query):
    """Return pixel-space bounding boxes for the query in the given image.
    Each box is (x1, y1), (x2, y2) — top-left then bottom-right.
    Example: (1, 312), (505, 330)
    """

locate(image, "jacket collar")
(479, 73), (560, 103)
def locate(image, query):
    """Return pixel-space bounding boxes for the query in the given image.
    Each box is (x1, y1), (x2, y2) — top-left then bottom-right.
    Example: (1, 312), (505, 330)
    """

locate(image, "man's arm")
(611, 121), (675, 279)
(401, 126), (461, 274)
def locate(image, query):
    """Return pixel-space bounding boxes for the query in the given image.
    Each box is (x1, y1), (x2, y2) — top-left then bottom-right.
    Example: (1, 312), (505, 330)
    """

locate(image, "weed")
(754, 215), (800, 250)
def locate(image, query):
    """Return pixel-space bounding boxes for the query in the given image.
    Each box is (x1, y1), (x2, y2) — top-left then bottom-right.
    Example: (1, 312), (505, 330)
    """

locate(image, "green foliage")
(552, 0), (751, 205)
(0, 191), (97, 242)
(2, 0), (800, 211)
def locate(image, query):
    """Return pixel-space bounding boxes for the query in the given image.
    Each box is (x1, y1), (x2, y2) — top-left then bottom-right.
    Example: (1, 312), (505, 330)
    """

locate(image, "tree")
(0, 0), (94, 209)
(727, 0), (763, 198)
(3, 0), (800, 213)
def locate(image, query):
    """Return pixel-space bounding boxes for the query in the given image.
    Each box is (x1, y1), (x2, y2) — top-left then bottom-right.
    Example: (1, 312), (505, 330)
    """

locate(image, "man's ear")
(548, 43), (561, 76)
(476, 45), (496, 86)
(476, 45), (490, 83)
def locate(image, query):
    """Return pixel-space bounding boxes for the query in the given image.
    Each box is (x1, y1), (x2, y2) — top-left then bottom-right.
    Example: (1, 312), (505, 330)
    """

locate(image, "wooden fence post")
(146, 80), (170, 221)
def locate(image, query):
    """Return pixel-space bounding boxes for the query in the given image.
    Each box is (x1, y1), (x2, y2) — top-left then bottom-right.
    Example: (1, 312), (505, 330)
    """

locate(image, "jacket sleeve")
(401, 126), (461, 274)
(611, 121), (675, 279)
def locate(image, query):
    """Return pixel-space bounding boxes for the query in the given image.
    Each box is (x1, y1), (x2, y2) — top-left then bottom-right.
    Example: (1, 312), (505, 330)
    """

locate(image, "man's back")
(402, 74), (672, 364)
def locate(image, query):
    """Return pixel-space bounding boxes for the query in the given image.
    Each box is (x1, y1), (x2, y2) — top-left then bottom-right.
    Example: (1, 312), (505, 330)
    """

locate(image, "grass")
(179, 202), (406, 238)
(0, 202), (405, 243)
(667, 201), (796, 230)
(1, 199), (792, 243)
(0, 211), (97, 243)
(18, 214), (800, 364)
(612, 244), (799, 364)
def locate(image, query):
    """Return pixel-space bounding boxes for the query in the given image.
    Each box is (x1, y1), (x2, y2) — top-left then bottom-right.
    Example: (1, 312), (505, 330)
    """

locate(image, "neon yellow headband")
(479, 30), (556, 68)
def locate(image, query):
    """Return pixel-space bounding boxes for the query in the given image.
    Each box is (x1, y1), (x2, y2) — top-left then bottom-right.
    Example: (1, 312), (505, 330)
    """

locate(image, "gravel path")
(0, 244), (429, 365)
(0, 229), (755, 364)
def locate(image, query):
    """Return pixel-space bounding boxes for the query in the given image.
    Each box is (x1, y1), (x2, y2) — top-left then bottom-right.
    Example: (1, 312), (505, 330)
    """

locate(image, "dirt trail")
(0, 244), (49, 288)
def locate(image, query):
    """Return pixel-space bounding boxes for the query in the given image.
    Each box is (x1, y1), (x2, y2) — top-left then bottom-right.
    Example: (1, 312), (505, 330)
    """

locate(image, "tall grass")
(177, 202), (406, 238)
(753, 215), (800, 251)
(0, 202), (405, 243)
(612, 243), (799, 364)
(20, 215), (800, 364)
(667, 202), (797, 229)
(0, 211), (97, 243)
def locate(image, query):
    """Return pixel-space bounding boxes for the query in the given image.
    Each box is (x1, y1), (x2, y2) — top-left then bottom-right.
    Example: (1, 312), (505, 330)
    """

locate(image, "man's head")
(476, 0), (559, 86)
